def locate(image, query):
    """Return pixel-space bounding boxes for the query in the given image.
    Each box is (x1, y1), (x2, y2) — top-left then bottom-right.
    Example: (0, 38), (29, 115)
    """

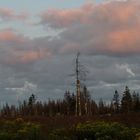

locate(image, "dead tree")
(75, 52), (82, 116)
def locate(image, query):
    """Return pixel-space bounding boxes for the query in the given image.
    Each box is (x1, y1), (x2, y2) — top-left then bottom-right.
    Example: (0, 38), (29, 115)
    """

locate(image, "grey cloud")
(1, 1), (140, 104)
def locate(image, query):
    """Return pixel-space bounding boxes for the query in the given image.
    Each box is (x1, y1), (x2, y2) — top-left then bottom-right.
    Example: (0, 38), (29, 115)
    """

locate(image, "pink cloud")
(1, 0), (140, 66)
(1, 47), (51, 65)
(0, 8), (28, 21)
(40, 1), (139, 28)
(0, 29), (28, 43)
(40, 3), (95, 28)
(40, 0), (140, 55)
(107, 27), (140, 54)
(10, 50), (51, 64)
(0, 29), (51, 65)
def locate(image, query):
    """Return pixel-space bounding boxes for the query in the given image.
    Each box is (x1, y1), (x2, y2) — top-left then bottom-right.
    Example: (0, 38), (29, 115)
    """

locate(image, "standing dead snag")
(75, 52), (82, 116)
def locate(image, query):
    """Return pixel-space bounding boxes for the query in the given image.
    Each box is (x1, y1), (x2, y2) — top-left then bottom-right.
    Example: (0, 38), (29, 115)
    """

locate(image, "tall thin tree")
(75, 52), (82, 116)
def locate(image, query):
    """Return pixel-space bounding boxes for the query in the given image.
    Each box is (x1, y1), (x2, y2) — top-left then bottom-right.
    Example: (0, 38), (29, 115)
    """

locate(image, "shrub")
(0, 118), (42, 140)
(48, 121), (140, 140)
(75, 122), (140, 140)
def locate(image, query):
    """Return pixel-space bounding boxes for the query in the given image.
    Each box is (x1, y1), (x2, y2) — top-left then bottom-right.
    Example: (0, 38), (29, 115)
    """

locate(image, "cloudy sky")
(0, 0), (140, 104)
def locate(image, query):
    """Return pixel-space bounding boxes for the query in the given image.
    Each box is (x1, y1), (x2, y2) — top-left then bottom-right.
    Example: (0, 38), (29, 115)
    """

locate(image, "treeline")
(0, 86), (140, 117)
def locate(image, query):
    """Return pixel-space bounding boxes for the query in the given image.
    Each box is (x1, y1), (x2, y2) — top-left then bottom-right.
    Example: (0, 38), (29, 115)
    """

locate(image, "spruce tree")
(121, 86), (132, 113)
(113, 90), (120, 113)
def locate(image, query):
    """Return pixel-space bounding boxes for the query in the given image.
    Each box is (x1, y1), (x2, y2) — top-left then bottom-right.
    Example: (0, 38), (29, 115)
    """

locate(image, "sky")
(0, 0), (140, 104)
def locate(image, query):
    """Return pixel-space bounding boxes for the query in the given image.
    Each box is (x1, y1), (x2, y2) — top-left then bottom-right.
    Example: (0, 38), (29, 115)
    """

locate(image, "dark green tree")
(64, 91), (76, 115)
(98, 98), (106, 114)
(132, 91), (140, 112)
(28, 94), (36, 106)
(121, 86), (132, 113)
(28, 94), (36, 115)
(113, 90), (120, 113)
